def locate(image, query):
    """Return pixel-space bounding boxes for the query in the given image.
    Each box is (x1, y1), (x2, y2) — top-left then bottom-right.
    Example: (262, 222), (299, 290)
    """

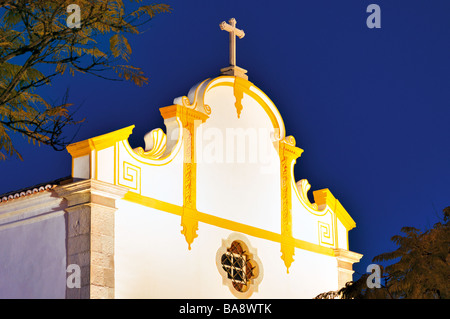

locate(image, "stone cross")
(219, 18), (248, 80)
(220, 18), (245, 66)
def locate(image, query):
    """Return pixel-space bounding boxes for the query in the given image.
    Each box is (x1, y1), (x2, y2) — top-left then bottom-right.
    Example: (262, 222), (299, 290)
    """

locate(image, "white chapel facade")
(0, 19), (362, 299)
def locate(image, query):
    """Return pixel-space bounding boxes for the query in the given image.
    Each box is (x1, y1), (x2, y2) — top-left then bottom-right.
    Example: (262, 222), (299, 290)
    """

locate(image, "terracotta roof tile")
(0, 176), (72, 204)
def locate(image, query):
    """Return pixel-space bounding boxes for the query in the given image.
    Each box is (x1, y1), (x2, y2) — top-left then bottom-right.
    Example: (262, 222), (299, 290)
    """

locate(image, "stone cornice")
(334, 248), (363, 264)
(0, 189), (65, 229)
(313, 189), (357, 231)
(54, 179), (129, 208)
(159, 104), (209, 123)
(66, 126), (135, 158)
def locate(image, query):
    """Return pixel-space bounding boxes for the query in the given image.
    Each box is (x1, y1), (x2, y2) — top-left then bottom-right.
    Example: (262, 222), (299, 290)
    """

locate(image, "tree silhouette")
(315, 206), (450, 299)
(0, 0), (171, 159)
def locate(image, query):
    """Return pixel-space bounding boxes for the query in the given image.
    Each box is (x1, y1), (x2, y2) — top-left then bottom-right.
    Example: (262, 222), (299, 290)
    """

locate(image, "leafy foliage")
(315, 206), (450, 299)
(0, 0), (171, 159)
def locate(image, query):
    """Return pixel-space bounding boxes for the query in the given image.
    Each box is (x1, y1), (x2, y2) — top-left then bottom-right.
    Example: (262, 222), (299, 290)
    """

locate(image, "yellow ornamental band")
(66, 125), (135, 158)
(313, 189), (356, 231)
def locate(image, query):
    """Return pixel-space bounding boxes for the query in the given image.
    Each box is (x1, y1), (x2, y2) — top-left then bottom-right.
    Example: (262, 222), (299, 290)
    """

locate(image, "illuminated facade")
(0, 74), (362, 299)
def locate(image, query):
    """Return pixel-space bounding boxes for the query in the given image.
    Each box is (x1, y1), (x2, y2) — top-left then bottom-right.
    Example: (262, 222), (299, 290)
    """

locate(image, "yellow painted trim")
(207, 78), (284, 135)
(173, 78), (212, 116)
(123, 192), (335, 258)
(294, 179), (330, 217)
(124, 191), (183, 215)
(294, 180), (352, 249)
(170, 104), (209, 249)
(121, 119), (183, 166)
(233, 76), (251, 118)
(66, 125), (135, 158)
(203, 77), (346, 260)
(279, 137), (304, 272)
(133, 128), (167, 159)
(121, 161), (141, 191)
(318, 221), (334, 247)
(160, 104), (209, 122)
(116, 141), (141, 194)
(122, 138), (182, 167)
(313, 189), (356, 231)
(248, 83), (285, 127)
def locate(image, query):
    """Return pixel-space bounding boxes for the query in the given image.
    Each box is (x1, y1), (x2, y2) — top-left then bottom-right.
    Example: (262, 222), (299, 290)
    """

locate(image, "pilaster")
(334, 248), (363, 289)
(278, 136), (304, 273)
(55, 179), (128, 299)
(160, 104), (209, 250)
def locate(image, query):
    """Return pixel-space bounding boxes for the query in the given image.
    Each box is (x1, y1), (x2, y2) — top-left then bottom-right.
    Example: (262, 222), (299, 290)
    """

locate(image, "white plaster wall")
(116, 140), (184, 206)
(291, 189), (336, 248)
(114, 199), (339, 299)
(196, 85), (281, 234)
(292, 198), (325, 245)
(337, 220), (348, 250)
(97, 146), (115, 184)
(73, 155), (89, 180)
(0, 194), (67, 298)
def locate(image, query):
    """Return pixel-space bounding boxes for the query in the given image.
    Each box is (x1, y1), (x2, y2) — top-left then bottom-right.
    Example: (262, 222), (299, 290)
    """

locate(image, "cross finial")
(219, 18), (248, 80)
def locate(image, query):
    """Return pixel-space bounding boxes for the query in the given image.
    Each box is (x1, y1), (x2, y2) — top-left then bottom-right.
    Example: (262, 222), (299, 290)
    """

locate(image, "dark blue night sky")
(1, 0), (449, 281)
